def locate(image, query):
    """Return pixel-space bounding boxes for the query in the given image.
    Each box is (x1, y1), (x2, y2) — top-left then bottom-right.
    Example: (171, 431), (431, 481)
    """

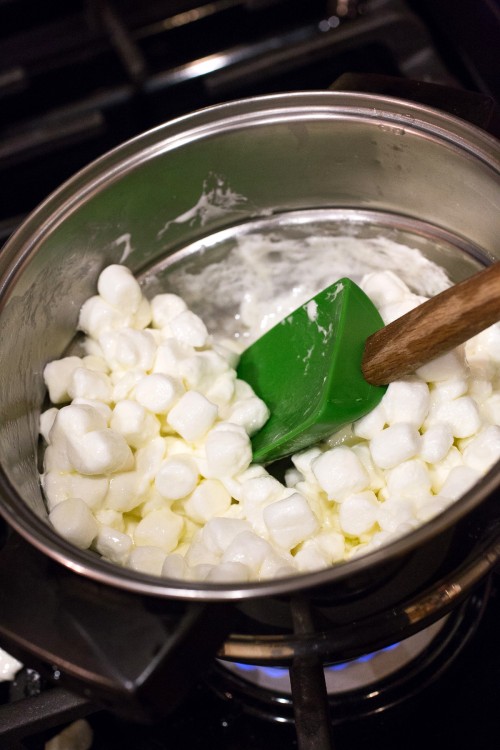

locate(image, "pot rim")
(0, 90), (499, 601)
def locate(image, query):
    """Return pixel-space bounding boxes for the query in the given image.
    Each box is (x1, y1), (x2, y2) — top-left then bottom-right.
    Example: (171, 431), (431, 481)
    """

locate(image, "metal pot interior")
(0, 91), (499, 601)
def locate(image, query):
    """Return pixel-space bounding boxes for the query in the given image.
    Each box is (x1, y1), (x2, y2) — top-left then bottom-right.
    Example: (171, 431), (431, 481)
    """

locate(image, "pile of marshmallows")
(40, 264), (500, 582)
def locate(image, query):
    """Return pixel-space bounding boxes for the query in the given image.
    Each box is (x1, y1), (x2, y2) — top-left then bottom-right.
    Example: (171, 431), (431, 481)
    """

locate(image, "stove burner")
(209, 583), (488, 724)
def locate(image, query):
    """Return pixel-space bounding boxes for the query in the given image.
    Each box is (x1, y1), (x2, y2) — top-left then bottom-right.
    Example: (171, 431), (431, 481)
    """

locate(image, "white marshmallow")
(162, 553), (190, 579)
(430, 396), (481, 438)
(370, 423), (421, 469)
(382, 380), (430, 428)
(221, 531), (275, 577)
(40, 408), (59, 443)
(183, 479), (231, 524)
(170, 310), (209, 348)
(135, 437), (166, 479)
(438, 465), (482, 500)
(93, 525), (133, 564)
(94, 508), (125, 532)
(99, 328), (156, 372)
(311, 446), (369, 500)
(110, 399), (160, 449)
(105, 471), (147, 512)
(416, 349), (468, 383)
(155, 455), (199, 500)
(67, 367), (112, 403)
(111, 369), (145, 402)
(150, 293), (188, 328)
(226, 397), (270, 436)
(462, 425), (500, 474)
(263, 492), (318, 550)
(206, 371), (237, 409)
(78, 296), (130, 338)
(72, 398), (112, 423)
(419, 423), (454, 464)
(353, 402), (387, 439)
(386, 459), (432, 501)
(43, 356), (83, 404)
(202, 518), (251, 555)
(66, 429), (133, 475)
(134, 373), (184, 415)
(49, 404), (108, 444)
(127, 546), (167, 576)
(167, 391), (218, 442)
(379, 295), (427, 324)
(97, 264), (143, 314)
(203, 424), (252, 478)
(291, 447), (323, 483)
(360, 270), (411, 307)
(338, 491), (379, 537)
(428, 446), (464, 493)
(49, 498), (98, 549)
(153, 338), (194, 376)
(134, 508), (184, 554)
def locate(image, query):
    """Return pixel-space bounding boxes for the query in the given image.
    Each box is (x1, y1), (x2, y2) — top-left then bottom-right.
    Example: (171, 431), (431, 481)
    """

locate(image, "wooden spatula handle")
(362, 261), (500, 386)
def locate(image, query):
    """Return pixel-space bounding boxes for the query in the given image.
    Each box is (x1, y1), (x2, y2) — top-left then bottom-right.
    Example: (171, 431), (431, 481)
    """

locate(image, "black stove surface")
(5, 570), (499, 749)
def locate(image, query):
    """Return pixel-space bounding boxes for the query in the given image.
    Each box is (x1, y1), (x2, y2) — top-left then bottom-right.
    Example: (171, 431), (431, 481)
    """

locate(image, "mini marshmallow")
(203, 424), (252, 479)
(132, 297), (152, 330)
(184, 534), (221, 567)
(291, 447), (323, 483)
(40, 408), (59, 443)
(167, 391), (218, 442)
(127, 546), (167, 576)
(416, 349), (468, 383)
(97, 264), (143, 313)
(386, 459), (432, 501)
(353, 402), (387, 439)
(338, 491), (380, 537)
(67, 367), (112, 403)
(49, 498), (98, 549)
(202, 518), (251, 555)
(43, 356), (83, 404)
(206, 371), (237, 409)
(72, 399), (112, 423)
(82, 354), (109, 373)
(376, 497), (415, 533)
(155, 455), (199, 500)
(134, 373), (184, 414)
(93, 525), (133, 564)
(78, 296), (130, 338)
(360, 270), (411, 307)
(183, 479), (231, 524)
(105, 471), (147, 512)
(382, 380), (430, 428)
(430, 396), (481, 438)
(94, 508), (125, 532)
(379, 295), (427, 325)
(153, 338), (194, 376)
(293, 542), (330, 572)
(263, 492), (318, 550)
(312, 446), (369, 501)
(438, 465), (482, 501)
(419, 423), (454, 464)
(99, 328), (156, 372)
(462, 425), (500, 474)
(221, 531), (276, 577)
(66, 429), (133, 475)
(370, 423), (421, 469)
(134, 508), (184, 554)
(52, 473), (106, 515)
(226, 397), (270, 436)
(150, 293), (188, 328)
(135, 436), (166, 480)
(111, 369), (145, 402)
(428, 446), (464, 493)
(49, 404), (108, 444)
(170, 310), (209, 348)
(310, 530), (345, 564)
(110, 399), (160, 449)
(162, 553), (191, 579)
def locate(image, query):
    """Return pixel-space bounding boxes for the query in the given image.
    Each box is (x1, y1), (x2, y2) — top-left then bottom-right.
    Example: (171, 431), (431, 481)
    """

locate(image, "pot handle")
(0, 524), (233, 723)
(330, 72), (500, 137)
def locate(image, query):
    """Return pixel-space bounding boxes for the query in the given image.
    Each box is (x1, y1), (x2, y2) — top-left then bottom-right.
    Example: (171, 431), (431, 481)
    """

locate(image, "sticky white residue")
(114, 233), (134, 263)
(305, 300), (318, 321)
(157, 174), (248, 238)
(326, 281), (344, 301)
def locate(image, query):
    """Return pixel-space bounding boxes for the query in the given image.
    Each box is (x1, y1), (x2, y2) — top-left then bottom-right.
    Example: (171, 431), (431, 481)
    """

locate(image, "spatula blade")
(237, 278), (386, 464)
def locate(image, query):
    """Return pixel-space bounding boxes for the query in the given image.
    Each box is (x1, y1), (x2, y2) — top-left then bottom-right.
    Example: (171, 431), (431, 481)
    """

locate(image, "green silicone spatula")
(236, 262), (500, 465)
